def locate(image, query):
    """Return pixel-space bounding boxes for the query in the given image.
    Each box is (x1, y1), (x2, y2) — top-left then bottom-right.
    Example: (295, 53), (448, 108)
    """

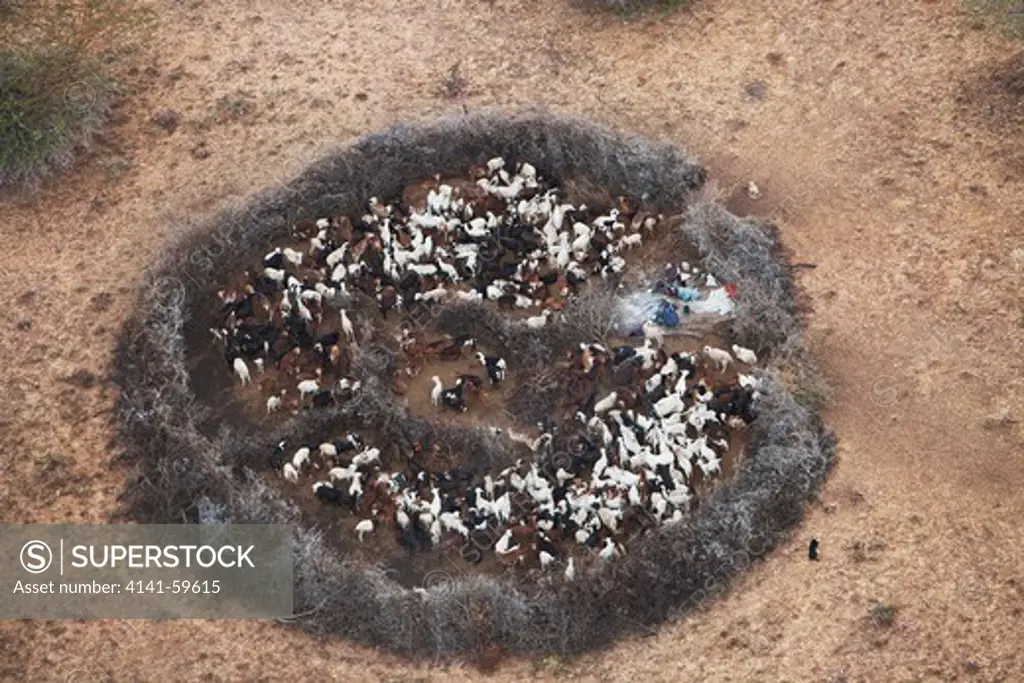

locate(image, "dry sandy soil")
(2, 0), (1022, 681)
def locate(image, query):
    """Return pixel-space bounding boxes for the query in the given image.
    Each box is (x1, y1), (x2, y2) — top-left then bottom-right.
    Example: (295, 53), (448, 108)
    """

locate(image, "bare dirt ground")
(2, 0), (1022, 680)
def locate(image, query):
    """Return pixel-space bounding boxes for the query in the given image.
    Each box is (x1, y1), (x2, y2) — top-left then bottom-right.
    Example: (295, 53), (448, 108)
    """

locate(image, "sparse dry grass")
(585, 0), (694, 14)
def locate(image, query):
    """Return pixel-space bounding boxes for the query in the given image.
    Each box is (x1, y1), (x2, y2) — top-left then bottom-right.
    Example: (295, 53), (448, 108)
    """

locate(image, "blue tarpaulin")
(653, 301), (680, 328)
(669, 286), (702, 302)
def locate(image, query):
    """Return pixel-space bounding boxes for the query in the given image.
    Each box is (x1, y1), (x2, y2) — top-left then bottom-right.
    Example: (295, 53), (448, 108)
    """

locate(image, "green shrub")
(0, 47), (108, 188)
(0, 1), (154, 190)
(869, 603), (897, 627)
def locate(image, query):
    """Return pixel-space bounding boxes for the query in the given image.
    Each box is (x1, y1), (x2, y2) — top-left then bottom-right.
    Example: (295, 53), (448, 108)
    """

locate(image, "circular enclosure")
(113, 110), (835, 658)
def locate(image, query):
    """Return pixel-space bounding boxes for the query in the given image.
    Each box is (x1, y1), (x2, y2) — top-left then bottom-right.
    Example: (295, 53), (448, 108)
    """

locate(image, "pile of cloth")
(615, 262), (738, 336)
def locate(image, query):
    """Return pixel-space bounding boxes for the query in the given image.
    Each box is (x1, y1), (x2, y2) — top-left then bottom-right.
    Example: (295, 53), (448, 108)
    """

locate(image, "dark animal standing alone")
(809, 538), (819, 561)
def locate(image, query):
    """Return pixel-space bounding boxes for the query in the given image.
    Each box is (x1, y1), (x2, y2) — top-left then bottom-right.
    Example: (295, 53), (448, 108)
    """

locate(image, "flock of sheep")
(207, 157), (764, 573)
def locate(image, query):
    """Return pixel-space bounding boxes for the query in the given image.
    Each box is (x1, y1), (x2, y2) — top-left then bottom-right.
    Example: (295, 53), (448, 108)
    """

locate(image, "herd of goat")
(208, 157), (763, 573)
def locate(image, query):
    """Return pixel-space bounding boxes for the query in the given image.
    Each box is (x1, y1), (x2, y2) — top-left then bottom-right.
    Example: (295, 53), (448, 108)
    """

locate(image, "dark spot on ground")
(64, 369), (99, 388)
(90, 292), (114, 312)
(150, 108), (182, 134)
(744, 80), (768, 100)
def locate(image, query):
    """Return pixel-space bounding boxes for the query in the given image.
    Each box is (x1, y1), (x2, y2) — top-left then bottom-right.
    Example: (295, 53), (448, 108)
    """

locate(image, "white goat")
(282, 247), (303, 266)
(430, 376), (444, 406)
(654, 393), (685, 418)
(339, 309), (354, 341)
(292, 447), (311, 470)
(266, 390), (285, 413)
(354, 519), (374, 542)
(263, 267), (286, 282)
(593, 391), (618, 414)
(233, 357), (251, 385)
(702, 346), (733, 373)
(297, 377), (320, 399)
(525, 310), (551, 329)
(731, 344), (758, 365)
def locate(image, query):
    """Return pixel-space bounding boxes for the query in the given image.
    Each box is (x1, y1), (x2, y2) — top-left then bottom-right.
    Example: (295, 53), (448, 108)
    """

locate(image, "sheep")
(355, 519), (374, 542)
(328, 465), (358, 483)
(498, 177), (527, 200)
(292, 447), (311, 470)
(593, 391), (618, 415)
(269, 440), (287, 469)
(340, 309), (354, 341)
(265, 390), (285, 413)
(297, 377), (321, 399)
(407, 263), (439, 276)
(330, 263), (348, 283)
(282, 247), (304, 266)
(539, 550), (555, 570)
(295, 300), (315, 324)
(486, 156), (505, 173)
(439, 511), (469, 538)
(314, 282), (336, 299)
(409, 211), (445, 230)
(616, 428), (642, 456)
(430, 376), (444, 406)
(233, 357), (251, 385)
(599, 537), (621, 561)
(492, 492), (512, 523)
(495, 529), (518, 555)
(282, 462), (299, 483)
(737, 372), (760, 390)
(348, 472), (364, 498)
(352, 447), (381, 468)
(645, 372), (664, 393)
(649, 492), (668, 521)
(564, 557), (576, 581)
(437, 260), (460, 282)
(514, 294), (534, 309)
(313, 481), (349, 506)
(654, 393), (684, 418)
(592, 450), (609, 481)
(319, 442), (338, 458)
(525, 310), (552, 329)
(414, 286), (448, 304)
(665, 487), (692, 510)
(597, 507), (620, 533)
(642, 321), (665, 348)
(593, 209), (620, 230)
(260, 265), (286, 283)
(702, 345), (733, 373)
(809, 538), (819, 561)
(429, 519), (442, 545)
(731, 344), (758, 365)
(325, 245), (348, 269)
(475, 352), (507, 384)
(620, 233), (643, 248)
